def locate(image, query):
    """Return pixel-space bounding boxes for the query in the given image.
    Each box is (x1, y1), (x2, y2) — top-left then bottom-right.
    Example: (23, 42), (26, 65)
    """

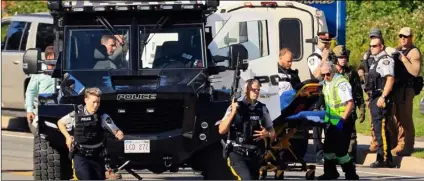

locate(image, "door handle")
(13, 60), (20, 64)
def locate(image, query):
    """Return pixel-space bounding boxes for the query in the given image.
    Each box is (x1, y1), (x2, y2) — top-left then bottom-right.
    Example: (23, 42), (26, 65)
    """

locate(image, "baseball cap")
(369, 27), (382, 38)
(332, 45), (349, 57)
(399, 27), (412, 36)
(317, 31), (333, 43)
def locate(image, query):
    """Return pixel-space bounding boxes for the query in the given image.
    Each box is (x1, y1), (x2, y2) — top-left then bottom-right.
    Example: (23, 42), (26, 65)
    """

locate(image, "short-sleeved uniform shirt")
(59, 107), (120, 134)
(215, 97), (274, 131)
(307, 46), (323, 76)
(370, 51), (395, 78)
(324, 74), (354, 104)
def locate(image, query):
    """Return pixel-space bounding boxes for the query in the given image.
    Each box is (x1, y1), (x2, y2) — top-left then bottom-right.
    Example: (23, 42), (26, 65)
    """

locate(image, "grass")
(412, 148), (424, 159)
(355, 90), (424, 137)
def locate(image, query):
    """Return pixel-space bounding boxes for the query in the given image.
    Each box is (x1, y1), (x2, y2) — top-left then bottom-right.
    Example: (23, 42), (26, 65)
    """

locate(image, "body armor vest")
(229, 101), (266, 152)
(278, 64), (301, 89)
(365, 56), (388, 98)
(74, 106), (104, 147)
(394, 46), (416, 87)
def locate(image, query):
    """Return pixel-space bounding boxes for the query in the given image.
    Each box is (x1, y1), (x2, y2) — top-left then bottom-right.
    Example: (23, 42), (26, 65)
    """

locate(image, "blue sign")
(308, 1), (346, 45)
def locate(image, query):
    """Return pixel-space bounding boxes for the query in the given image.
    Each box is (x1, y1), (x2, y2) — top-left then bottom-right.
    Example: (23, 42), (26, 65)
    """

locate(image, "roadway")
(2, 130), (424, 180)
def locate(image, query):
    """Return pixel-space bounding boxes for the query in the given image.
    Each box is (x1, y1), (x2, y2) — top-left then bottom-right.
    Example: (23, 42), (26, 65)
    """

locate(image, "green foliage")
(3, 1), (48, 16)
(346, 0), (424, 76)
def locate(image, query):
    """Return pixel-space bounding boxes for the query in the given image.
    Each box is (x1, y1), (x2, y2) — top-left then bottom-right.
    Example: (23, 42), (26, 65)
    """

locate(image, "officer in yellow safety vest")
(317, 61), (359, 180)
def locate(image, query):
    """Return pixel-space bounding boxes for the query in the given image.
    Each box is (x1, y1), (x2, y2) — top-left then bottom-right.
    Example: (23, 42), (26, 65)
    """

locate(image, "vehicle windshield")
(65, 26), (130, 71)
(139, 24), (204, 69)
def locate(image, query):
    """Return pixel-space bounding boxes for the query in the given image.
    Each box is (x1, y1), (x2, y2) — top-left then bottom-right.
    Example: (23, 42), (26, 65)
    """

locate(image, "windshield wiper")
(96, 16), (126, 46)
(141, 16), (169, 45)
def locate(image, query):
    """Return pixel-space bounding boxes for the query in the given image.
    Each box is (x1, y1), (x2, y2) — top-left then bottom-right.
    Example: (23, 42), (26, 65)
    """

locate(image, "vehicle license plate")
(124, 140), (150, 153)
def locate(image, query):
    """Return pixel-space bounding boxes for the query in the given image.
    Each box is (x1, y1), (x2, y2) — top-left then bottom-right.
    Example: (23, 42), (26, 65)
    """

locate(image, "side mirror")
(22, 48), (43, 75)
(228, 44), (248, 71)
(1, 42), (5, 50)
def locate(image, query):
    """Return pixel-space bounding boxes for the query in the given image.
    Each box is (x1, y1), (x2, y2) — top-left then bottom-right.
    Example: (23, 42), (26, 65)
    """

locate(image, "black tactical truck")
(22, 0), (248, 179)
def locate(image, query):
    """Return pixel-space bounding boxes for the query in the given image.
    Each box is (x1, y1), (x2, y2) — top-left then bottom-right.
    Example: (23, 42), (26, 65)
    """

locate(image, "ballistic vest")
(365, 55), (390, 97)
(73, 106), (104, 148)
(394, 46), (417, 87)
(229, 101), (266, 150)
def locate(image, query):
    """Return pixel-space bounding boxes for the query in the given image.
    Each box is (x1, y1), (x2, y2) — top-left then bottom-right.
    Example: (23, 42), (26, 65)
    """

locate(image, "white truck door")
(208, 12), (282, 121)
(269, 7), (316, 81)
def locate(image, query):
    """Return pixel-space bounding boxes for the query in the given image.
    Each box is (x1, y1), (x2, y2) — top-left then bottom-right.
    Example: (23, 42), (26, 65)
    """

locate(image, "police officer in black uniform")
(365, 37), (395, 168)
(217, 79), (276, 180)
(57, 87), (124, 180)
(332, 45), (366, 163)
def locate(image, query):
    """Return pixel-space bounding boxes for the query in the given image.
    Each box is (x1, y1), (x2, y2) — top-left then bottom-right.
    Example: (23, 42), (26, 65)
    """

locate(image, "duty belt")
(231, 142), (264, 157)
(72, 142), (105, 157)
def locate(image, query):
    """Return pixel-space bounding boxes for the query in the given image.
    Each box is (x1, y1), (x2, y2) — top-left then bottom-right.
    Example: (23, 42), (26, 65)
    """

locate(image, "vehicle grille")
(100, 100), (185, 134)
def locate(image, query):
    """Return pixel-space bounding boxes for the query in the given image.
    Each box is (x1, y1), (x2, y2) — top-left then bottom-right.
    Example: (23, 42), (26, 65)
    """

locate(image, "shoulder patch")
(309, 58), (315, 65)
(339, 84), (347, 91)
(383, 59), (390, 65)
(69, 111), (76, 117)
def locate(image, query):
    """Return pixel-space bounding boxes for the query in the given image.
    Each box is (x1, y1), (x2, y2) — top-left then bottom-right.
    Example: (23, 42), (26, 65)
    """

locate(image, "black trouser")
(72, 154), (105, 180)
(323, 118), (354, 164)
(349, 117), (358, 163)
(227, 152), (262, 180)
(313, 126), (325, 156)
(369, 97), (393, 163)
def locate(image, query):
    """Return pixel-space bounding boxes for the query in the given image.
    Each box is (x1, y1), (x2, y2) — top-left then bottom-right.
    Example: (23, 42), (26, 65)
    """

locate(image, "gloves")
(336, 118), (344, 131)
(358, 105), (366, 123)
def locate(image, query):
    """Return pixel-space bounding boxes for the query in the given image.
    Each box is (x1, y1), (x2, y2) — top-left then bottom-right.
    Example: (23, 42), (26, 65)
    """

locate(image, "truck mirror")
(228, 44), (248, 71)
(22, 48), (42, 75)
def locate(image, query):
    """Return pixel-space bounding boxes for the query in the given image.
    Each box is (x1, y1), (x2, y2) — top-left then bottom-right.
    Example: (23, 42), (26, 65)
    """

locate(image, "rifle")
(222, 52), (243, 159)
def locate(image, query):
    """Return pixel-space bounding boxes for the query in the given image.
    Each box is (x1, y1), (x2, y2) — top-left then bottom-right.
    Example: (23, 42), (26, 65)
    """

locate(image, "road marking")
(315, 166), (419, 178)
(2, 171), (33, 176)
(1, 133), (33, 139)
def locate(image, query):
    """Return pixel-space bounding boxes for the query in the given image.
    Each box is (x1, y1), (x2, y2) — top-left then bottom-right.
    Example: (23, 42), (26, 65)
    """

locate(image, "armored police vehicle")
(22, 0), (248, 179)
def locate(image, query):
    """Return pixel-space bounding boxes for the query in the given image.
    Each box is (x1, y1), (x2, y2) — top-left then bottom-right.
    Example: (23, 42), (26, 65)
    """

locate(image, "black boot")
(341, 160), (359, 180)
(317, 159), (340, 180)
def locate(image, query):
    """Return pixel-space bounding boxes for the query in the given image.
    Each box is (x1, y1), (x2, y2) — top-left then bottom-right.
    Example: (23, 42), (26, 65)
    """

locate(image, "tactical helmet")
(332, 45), (350, 58)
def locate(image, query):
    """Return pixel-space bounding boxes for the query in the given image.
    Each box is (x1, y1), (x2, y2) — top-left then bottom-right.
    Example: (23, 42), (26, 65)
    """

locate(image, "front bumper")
(105, 129), (193, 169)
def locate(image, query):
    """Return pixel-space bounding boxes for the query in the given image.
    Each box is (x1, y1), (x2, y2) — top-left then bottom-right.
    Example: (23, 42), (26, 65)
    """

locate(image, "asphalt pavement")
(2, 130), (424, 180)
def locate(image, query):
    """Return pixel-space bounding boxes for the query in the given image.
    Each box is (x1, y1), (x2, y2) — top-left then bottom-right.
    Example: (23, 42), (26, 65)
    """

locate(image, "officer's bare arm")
(57, 113), (73, 140)
(382, 75), (395, 98)
(400, 49), (422, 77)
(101, 114), (122, 135)
(218, 106), (236, 135)
(262, 106), (276, 140)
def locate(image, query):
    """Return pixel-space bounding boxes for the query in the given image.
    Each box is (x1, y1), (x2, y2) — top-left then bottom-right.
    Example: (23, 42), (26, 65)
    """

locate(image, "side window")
(36, 23), (55, 52)
(213, 20), (269, 63)
(279, 18), (303, 61)
(1, 21), (11, 50)
(2, 21), (29, 51)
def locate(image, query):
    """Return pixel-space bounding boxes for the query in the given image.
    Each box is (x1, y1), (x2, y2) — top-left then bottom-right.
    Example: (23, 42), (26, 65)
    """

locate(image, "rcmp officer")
(307, 32), (333, 164)
(57, 87), (124, 180)
(317, 61), (359, 180)
(365, 37), (395, 168)
(332, 45), (366, 163)
(217, 79), (276, 180)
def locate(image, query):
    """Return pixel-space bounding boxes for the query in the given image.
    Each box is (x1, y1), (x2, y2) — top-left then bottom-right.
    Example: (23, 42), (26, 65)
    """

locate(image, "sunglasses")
(369, 44), (380, 48)
(399, 34), (410, 38)
(250, 88), (260, 92)
(321, 73), (331, 77)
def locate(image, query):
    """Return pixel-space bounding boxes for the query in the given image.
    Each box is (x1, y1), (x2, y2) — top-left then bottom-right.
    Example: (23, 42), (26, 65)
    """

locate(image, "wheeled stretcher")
(259, 80), (327, 180)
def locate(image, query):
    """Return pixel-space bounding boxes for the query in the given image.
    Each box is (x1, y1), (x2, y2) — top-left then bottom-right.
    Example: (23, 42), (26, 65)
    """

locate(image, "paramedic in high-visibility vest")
(317, 61), (359, 180)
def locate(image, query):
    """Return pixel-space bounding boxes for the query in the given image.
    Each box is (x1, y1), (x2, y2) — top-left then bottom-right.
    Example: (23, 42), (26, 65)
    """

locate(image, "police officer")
(365, 37), (395, 168)
(307, 32), (333, 164)
(332, 45), (366, 163)
(278, 48), (301, 91)
(317, 61), (359, 180)
(57, 87), (124, 180)
(217, 79), (276, 180)
(359, 28), (383, 153)
(391, 27), (422, 156)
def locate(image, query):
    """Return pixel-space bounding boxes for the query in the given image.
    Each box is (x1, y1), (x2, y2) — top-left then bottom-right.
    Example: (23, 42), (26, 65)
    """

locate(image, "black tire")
(33, 135), (72, 180)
